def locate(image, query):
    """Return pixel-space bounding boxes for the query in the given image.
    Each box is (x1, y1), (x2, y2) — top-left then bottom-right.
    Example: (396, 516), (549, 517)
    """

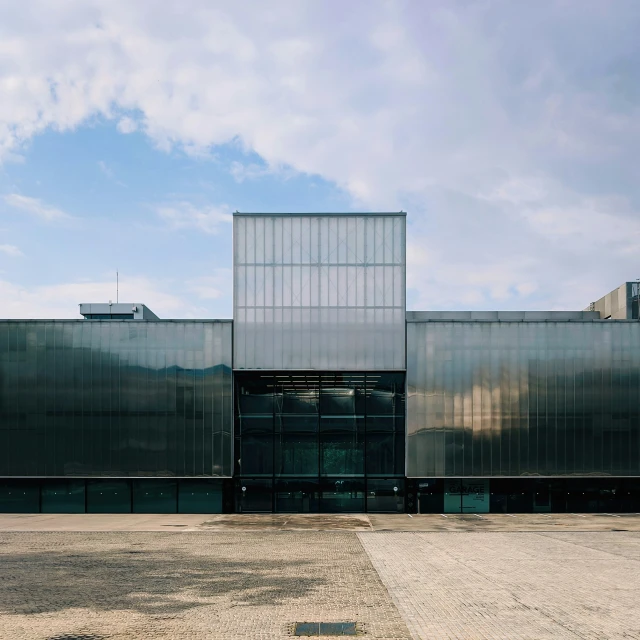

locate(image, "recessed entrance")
(234, 372), (406, 513)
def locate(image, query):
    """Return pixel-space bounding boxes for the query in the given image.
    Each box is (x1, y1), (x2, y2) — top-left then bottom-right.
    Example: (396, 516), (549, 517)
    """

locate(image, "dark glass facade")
(234, 372), (406, 512)
(0, 320), (233, 478)
(407, 320), (640, 477)
(410, 477), (640, 514)
(0, 478), (226, 513)
(1, 316), (640, 514)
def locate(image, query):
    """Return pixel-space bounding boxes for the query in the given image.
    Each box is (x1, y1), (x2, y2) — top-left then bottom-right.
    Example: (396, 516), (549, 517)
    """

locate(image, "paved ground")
(2, 512), (640, 531)
(359, 531), (640, 640)
(0, 513), (210, 532)
(368, 512), (640, 532)
(0, 531), (411, 640)
(1, 516), (639, 639)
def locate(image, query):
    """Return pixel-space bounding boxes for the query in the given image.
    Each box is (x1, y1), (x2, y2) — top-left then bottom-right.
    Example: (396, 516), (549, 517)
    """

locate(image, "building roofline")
(233, 211), (406, 217)
(406, 310), (602, 322)
(0, 318), (233, 323)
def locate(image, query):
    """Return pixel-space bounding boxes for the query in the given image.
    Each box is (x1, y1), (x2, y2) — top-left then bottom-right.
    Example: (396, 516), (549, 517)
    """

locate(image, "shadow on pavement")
(0, 535), (322, 616)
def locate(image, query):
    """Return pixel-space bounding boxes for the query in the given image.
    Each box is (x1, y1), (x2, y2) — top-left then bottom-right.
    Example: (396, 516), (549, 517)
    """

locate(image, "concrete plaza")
(0, 514), (639, 639)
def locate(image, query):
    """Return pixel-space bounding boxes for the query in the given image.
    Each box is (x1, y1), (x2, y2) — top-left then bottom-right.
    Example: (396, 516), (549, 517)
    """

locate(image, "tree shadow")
(0, 534), (324, 616)
(47, 635), (106, 640)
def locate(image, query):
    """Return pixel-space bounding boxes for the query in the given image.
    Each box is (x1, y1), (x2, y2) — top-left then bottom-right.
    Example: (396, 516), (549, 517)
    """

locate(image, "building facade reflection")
(407, 317), (640, 478)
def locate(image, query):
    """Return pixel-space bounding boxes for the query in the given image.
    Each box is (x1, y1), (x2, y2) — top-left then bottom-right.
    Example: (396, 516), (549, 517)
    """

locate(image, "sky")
(1, 0), (639, 319)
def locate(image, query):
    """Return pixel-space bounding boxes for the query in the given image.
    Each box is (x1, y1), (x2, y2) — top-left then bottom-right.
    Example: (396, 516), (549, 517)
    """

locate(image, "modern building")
(1, 212), (640, 514)
(585, 281), (640, 320)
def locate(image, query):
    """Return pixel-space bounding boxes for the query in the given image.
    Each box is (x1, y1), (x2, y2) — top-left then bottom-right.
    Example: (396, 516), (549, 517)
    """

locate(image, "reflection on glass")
(275, 479), (319, 512)
(240, 417), (274, 434)
(132, 479), (177, 514)
(276, 433), (319, 476)
(319, 417), (364, 433)
(276, 415), (318, 432)
(320, 391), (358, 416)
(240, 435), (273, 475)
(236, 478), (272, 512)
(366, 433), (404, 475)
(235, 372), (406, 510)
(319, 478), (365, 512)
(367, 478), (404, 513)
(86, 479), (131, 513)
(41, 480), (85, 513)
(0, 321), (233, 477)
(320, 434), (364, 475)
(407, 320), (640, 477)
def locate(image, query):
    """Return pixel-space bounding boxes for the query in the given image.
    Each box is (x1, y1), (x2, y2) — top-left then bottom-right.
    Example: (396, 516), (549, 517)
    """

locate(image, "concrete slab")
(368, 512), (640, 532)
(199, 513), (373, 531)
(2, 527), (640, 639)
(359, 531), (640, 640)
(0, 513), (209, 531)
(2, 512), (640, 532)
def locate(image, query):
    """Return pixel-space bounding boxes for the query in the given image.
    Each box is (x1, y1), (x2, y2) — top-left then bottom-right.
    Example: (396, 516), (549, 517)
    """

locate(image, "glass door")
(366, 479), (404, 512)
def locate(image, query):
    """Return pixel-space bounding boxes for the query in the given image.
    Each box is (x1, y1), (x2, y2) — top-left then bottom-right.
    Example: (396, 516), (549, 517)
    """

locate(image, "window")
(84, 314), (134, 320)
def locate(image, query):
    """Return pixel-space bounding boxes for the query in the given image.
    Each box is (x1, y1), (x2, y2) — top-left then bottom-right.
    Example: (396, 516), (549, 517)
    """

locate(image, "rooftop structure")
(585, 282), (640, 320)
(79, 303), (159, 320)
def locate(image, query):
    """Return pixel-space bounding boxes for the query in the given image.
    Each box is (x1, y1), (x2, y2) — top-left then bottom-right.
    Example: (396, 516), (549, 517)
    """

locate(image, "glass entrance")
(236, 479), (273, 513)
(234, 372), (406, 513)
(319, 478), (365, 512)
(367, 479), (404, 513)
(275, 479), (319, 512)
(444, 479), (490, 513)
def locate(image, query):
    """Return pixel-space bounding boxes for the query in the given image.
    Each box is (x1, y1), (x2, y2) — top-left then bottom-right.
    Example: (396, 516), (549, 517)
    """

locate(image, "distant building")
(585, 282), (640, 320)
(1, 212), (640, 515)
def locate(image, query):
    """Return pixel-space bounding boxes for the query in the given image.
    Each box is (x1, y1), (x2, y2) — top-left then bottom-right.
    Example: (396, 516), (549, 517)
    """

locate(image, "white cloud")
(116, 116), (137, 134)
(230, 161), (270, 183)
(406, 236), (541, 309)
(154, 202), (232, 234)
(97, 159), (126, 186)
(97, 160), (114, 179)
(0, 243), (23, 257)
(0, 275), (190, 319)
(229, 160), (297, 183)
(186, 269), (233, 304)
(522, 198), (640, 251)
(3, 194), (71, 221)
(0, 2), (639, 310)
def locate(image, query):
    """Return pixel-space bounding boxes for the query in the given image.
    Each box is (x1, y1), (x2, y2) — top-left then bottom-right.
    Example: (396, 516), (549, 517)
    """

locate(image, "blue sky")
(1, 1), (639, 318)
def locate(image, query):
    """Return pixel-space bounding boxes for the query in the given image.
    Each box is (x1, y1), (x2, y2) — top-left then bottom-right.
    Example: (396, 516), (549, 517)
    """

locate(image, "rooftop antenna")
(116, 271), (119, 304)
